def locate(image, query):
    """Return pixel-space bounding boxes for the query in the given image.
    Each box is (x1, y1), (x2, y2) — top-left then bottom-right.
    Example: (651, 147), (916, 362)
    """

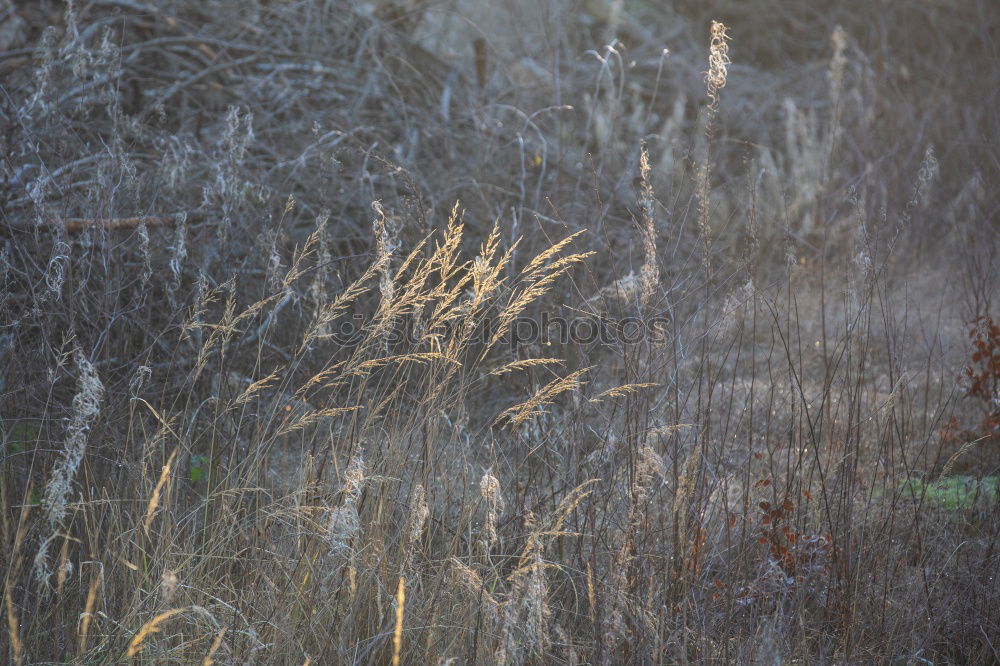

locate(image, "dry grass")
(1, 0), (999, 663)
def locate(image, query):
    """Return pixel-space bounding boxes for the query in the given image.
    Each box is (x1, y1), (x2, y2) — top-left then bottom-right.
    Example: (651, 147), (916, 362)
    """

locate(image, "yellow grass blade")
(127, 607), (187, 657)
(392, 576), (405, 666)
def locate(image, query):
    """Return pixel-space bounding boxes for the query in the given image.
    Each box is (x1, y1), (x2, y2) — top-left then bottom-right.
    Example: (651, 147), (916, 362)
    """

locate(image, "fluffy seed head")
(705, 21), (731, 108)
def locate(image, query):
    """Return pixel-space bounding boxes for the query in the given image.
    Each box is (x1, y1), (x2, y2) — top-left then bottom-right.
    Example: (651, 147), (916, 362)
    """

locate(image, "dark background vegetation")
(1, 0), (998, 663)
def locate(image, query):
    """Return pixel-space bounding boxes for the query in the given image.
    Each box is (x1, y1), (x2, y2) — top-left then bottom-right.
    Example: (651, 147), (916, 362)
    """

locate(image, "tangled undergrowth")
(1, 1), (998, 663)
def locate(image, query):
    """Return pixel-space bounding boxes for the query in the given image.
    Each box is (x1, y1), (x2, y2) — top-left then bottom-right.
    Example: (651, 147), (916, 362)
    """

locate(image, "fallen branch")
(1, 212), (198, 234)
(60, 215), (183, 233)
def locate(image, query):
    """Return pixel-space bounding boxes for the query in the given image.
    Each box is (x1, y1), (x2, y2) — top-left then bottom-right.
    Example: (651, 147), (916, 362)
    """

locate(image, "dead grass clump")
(2, 1), (998, 663)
